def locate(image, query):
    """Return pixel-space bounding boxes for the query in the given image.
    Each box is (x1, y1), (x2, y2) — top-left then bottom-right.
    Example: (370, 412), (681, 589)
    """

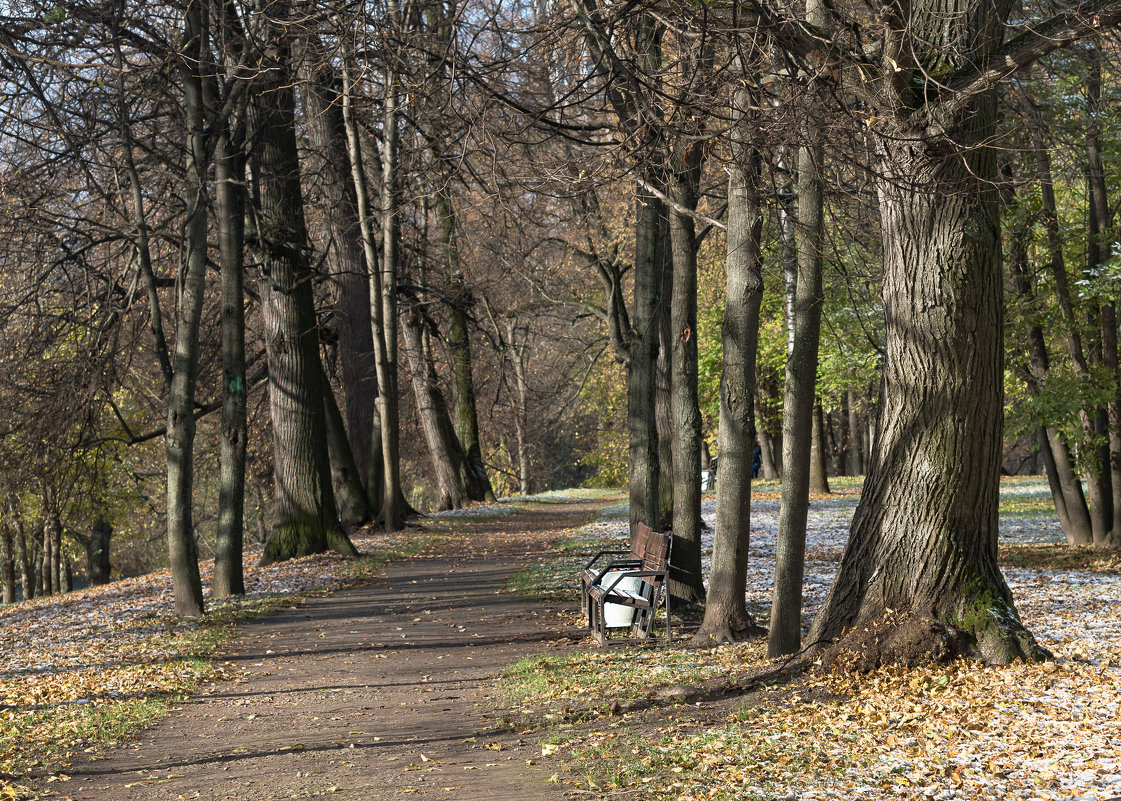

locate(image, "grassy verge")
(0, 529), (438, 798)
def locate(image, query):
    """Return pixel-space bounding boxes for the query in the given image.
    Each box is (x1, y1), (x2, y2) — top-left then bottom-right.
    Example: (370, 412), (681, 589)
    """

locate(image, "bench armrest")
(583, 549), (632, 570)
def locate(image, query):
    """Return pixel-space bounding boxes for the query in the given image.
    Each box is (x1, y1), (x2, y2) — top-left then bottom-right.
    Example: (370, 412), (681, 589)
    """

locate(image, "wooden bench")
(579, 522), (672, 645)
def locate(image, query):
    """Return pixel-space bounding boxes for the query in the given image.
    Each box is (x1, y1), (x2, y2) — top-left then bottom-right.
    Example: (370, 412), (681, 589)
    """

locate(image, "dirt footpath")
(62, 499), (608, 801)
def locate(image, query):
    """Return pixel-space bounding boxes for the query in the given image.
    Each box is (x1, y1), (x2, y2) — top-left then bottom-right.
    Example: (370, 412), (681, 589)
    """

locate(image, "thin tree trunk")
(809, 401), (831, 494)
(770, 56), (828, 656)
(341, 50), (404, 530)
(11, 495), (31, 601)
(214, 118), (247, 599)
(163, 2), (209, 616)
(507, 321), (533, 495)
(846, 389), (862, 475)
(666, 140), (705, 604)
(656, 214), (674, 530)
(50, 504), (62, 594)
(303, 43), (379, 491)
(1, 526), (14, 604)
(756, 409), (780, 479)
(40, 521), (52, 596)
(694, 82), (766, 642)
(401, 309), (473, 510)
(254, 480), (268, 545)
(1009, 205), (1094, 544)
(1104, 303), (1121, 546)
(431, 191), (495, 503)
(252, 4), (355, 565)
(1086, 50), (1118, 545)
(1028, 105), (1112, 541)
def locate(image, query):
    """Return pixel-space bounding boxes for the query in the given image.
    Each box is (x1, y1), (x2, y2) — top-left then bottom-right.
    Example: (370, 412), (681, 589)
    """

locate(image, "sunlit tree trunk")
(770, 44), (827, 655)
(809, 72), (1047, 662)
(303, 42), (379, 495)
(694, 82), (765, 642)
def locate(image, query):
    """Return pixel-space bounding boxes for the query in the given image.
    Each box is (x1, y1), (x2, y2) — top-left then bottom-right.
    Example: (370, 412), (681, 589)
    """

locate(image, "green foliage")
(578, 358), (627, 488)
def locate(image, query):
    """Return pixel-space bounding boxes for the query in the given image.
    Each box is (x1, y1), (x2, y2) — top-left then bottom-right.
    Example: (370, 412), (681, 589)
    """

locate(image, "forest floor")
(3, 480), (1121, 801)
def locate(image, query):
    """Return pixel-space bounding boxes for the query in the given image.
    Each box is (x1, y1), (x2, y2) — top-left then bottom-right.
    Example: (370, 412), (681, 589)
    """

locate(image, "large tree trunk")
(807, 89), (1046, 664)
(252, 6), (355, 565)
(628, 177), (663, 532)
(769, 82), (827, 657)
(303, 45), (379, 493)
(666, 143), (705, 604)
(401, 309), (474, 510)
(163, 2), (208, 616)
(694, 86), (766, 642)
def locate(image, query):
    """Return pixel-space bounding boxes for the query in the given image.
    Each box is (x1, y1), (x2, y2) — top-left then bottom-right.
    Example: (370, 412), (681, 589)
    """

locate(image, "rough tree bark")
(252, 3), (356, 565)
(806, 14), (1053, 661)
(303, 42), (379, 493)
(666, 137), (705, 604)
(770, 40), (828, 656)
(163, 2), (208, 615)
(693, 82), (766, 642)
(401, 309), (475, 510)
(214, 113), (248, 599)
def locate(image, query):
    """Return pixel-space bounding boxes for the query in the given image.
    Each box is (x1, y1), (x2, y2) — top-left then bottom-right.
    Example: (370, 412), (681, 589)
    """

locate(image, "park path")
(61, 498), (610, 801)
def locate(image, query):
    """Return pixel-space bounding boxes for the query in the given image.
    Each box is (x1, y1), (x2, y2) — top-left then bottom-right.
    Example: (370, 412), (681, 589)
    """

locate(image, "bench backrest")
(632, 523), (671, 586)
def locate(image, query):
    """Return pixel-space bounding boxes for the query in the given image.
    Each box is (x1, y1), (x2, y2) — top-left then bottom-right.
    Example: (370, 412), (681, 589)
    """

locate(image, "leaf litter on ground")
(504, 477), (1121, 801)
(0, 525), (426, 798)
